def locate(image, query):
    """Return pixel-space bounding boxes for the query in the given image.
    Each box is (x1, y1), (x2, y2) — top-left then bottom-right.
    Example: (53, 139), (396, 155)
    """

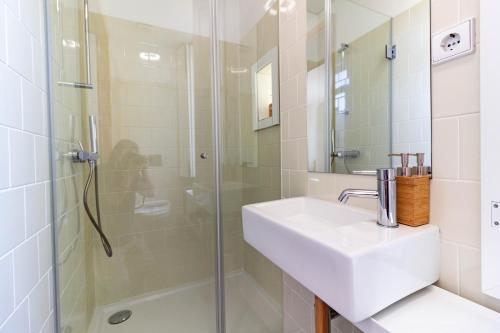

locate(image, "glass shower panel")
(331, 0), (391, 173)
(47, 1), (217, 332)
(217, 1), (283, 332)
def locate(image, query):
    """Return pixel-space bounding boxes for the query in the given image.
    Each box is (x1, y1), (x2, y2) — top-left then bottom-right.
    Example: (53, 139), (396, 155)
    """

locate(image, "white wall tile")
(37, 226), (52, 277)
(432, 118), (459, 179)
(0, 189), (25, 256)
(0, 0), (54, 330)
(28, 274), (50, 333)
(35, 136), (49, 181)
(0, 128), (9, 189)
(0, 4), (6, 62)
(432, 48), (480, 118)
(3, 0), (19, 18)
(22, 79), (43, 134)
(0, 63), (23, 128)
(431, 0), (460, 32)
(13, 236), (39, 305)
(0, 254), (15, 324)
(437, 240), (459, 293)
(459, 245), (482, 304)
(430, 180), (480, 247)
(6, 8), (32, 80)
(40, 313), (55, 333)
(25, 183), (46, 237)
(0, 300), (29, 333)
(459, 114), (480, 181)
(20, 0), (41, 41)
(9, 130), (35, 187)
(32, 39), (46, 91)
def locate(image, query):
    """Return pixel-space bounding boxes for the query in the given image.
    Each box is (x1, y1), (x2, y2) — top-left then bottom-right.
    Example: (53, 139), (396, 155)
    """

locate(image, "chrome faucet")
(338, 168), (398, 228)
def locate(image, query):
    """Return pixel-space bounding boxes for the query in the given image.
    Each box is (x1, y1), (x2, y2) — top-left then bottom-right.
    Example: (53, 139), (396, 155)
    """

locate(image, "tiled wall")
(237, 3), (283, 307)
(0, 0), (54, 332)
(333, 21), (391, 173)
(280, 0), (500, 332)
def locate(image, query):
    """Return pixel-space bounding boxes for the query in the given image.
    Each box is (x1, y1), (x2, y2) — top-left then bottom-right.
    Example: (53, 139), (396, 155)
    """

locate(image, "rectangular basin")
(242, 197), (440, 322)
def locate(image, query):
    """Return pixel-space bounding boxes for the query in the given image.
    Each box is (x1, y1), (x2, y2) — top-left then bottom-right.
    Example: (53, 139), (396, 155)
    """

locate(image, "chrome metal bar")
(209, 0), (225, 332)
(331, 150), (361, 159)
(351, 170), (377, 176)
(56, 81), (94, 89)
(57, 0), (93, 89)
(83, 0), (91, 85)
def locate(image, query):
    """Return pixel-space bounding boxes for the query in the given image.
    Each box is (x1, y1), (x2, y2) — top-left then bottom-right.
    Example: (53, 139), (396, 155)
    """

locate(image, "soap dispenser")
(389, 153), (412, 176)
(389, 153), (430, 227)
(411, 152), (431, 176)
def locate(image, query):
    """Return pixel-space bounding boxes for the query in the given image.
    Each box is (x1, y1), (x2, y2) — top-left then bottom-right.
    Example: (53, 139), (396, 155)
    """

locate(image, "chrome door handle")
(57, 0), (94, 89)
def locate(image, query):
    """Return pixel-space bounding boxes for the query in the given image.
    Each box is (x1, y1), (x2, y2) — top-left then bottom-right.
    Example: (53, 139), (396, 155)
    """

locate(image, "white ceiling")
(347, 0), (424, 17)
(88, 0), (273, 44)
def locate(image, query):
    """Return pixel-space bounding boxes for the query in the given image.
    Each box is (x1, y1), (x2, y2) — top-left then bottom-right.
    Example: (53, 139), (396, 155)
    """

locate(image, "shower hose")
(83, 160), (113, 257)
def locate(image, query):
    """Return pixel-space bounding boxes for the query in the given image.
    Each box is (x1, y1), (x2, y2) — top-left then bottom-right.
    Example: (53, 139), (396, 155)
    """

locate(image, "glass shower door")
(216, 1), (283, 332)
(47, 1), (218, 332)
(331, 0), (392, 173)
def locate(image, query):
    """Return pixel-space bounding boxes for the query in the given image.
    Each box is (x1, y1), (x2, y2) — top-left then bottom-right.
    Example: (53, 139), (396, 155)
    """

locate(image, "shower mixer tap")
(66, 115), (113, 257)
(67, 116), (100, 163)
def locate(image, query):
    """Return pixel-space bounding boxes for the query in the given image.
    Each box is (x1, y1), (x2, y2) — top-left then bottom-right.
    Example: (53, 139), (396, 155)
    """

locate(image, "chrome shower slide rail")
(57, 0), (94, 89)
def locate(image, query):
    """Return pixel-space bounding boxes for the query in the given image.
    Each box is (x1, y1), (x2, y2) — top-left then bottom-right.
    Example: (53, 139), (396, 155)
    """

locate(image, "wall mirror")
(307, 0), (432, 174)
(252, 47), (280, 130)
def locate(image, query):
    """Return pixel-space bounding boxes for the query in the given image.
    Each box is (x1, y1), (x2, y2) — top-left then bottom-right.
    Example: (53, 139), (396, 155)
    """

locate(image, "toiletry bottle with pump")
(389, 153), (430, 227)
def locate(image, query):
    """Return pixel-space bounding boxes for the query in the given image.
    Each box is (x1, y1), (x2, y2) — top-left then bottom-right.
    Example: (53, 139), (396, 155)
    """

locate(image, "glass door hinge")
(386, 44), (397, 60)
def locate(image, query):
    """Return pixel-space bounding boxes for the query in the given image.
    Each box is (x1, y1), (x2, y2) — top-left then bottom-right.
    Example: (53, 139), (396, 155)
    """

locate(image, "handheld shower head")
(89, 115), (98, 154)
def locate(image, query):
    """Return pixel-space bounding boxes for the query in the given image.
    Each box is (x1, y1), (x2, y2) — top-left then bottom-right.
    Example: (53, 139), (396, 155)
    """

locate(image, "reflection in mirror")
(252, 47), (280, 130)
(306, 0), (328, 171)
(257, 63), (273, 121)
(307, 0), (431, 174)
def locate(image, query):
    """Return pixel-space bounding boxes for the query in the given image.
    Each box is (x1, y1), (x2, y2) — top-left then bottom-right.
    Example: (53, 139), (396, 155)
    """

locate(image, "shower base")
(87, 271), (282, 333)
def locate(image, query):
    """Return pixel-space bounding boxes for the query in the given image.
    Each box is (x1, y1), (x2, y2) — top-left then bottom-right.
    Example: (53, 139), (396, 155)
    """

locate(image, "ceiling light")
(280, 0), (296, 13)
(229, 67), (248, 74)
(139, 52), (161, 62)
(62, 39), (79, 48)
(264, 0), (278, 15)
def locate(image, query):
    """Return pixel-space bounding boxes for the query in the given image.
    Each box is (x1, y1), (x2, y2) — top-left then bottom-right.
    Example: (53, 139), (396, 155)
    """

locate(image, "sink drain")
(108, 310), (132, 325)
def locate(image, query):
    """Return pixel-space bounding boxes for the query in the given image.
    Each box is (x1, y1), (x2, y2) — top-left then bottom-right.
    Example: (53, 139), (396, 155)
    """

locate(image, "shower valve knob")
(200, 152), (208, 160)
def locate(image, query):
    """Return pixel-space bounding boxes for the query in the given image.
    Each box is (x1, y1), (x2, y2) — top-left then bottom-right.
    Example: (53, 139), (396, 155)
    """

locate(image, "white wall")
(0, 0), (54, 332)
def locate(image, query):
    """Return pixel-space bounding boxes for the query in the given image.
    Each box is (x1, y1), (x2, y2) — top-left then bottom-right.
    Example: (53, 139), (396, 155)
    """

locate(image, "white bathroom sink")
(242, 197), (440, 323)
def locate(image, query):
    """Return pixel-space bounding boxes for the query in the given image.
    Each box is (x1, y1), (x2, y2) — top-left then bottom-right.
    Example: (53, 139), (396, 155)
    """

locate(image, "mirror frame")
(252, 47), (280, 131)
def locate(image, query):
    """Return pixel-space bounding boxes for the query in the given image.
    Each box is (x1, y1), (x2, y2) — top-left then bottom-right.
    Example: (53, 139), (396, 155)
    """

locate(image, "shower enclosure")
(45, 0), (282, 332)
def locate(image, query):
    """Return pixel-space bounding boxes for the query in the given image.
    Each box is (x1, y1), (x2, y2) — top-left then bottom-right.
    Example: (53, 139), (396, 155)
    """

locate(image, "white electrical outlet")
(432, 18), (475, 65)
